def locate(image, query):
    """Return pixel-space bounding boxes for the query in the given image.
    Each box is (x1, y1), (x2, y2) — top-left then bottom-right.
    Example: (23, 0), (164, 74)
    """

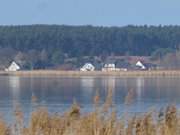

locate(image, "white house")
(135, 61), (146, 70)
(102, 63), (116, 71)
(80, 63), (95, 71)
(5, 61), (20, 71)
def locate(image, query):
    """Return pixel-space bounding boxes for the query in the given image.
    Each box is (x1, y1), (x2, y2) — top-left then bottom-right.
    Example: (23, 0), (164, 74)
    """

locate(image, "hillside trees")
(0, 25), (180, 69)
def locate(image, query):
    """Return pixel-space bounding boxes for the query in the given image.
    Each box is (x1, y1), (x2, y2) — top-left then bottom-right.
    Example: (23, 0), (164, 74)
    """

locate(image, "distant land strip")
(1, 70), (180, 77)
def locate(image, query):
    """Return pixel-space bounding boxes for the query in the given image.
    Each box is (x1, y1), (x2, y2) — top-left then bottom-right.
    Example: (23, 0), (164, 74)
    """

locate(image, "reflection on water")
(0, 76), (180, 121)
(9, 76), (20, 90)
(136, 77), (144, 101)
(80, 77), (95, 91)
(103, 77), (116, 92)
(102, 77), (116, 102)
(9, 76), (20, 110)
(8, 76), (20, 101)
(135, 77), (145, 112)
(80, 77), (95, 103)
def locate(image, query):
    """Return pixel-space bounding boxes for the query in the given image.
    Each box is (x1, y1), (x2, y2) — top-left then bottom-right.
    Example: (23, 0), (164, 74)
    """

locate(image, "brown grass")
(2, 70), (180, 77)
(0, 91), (180, 135)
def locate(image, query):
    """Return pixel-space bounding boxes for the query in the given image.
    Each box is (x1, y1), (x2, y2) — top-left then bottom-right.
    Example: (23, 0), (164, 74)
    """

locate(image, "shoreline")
(0, 70), (180, 77)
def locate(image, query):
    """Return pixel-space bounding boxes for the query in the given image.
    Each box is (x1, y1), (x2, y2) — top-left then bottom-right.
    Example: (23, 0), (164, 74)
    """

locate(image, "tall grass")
(0, 90), (180, 135)
(2, 70), (180, 77)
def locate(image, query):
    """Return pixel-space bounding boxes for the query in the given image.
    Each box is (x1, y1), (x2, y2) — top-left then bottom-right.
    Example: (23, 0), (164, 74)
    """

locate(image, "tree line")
(0, 25), (180, 69)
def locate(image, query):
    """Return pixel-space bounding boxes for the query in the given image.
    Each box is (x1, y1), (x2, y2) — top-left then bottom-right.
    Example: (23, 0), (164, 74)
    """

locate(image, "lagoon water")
(0, 75), (180, 121)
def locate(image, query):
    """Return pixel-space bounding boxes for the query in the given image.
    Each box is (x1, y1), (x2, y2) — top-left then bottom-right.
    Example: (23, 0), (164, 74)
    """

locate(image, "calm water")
(0, 75), (180, 121)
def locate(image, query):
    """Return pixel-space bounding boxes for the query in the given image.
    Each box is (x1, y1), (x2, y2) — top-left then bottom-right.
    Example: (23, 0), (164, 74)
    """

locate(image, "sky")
(0, 0), (180, 26)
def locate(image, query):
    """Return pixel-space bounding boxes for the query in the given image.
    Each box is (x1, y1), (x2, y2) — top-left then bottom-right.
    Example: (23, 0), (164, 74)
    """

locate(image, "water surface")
(0, 76), (180, 121)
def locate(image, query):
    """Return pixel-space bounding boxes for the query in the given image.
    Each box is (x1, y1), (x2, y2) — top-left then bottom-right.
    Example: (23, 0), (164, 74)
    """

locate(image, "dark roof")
(116, 60), (130, 68)
(143, 63), (157, 67)
(104, 58), (116, 64)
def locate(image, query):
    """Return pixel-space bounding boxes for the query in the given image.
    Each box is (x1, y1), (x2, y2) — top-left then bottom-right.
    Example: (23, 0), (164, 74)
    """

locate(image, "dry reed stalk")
(102, 88), (113, 113)
(0, 118), (9, 135)
(3, 70), (180, 77)
(165, 105), (178, 135)
(126, 116), (135, 135)
(0, 89), (179, 135)
(125, 89), (135, 106)
(0, 105), (179, 135)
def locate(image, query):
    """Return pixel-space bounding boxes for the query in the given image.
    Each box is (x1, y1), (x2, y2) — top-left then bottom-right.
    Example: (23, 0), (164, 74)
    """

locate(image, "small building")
(80, 63), (95, 71)
(143, 63), (157, 70)
(135, 61), (146, 70)
(5, 61), (20, 71)
(116, 60), (130, 71)
(102, 63), (116, 71)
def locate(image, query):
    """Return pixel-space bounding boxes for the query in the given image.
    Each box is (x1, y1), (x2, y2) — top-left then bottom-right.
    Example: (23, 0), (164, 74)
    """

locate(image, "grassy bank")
(0, 91), (180, 135)
(1, 70), (180, 77)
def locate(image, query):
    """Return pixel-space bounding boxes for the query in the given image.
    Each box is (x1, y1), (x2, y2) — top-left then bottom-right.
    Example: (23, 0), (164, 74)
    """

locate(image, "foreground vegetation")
(0, 90), (180, 135)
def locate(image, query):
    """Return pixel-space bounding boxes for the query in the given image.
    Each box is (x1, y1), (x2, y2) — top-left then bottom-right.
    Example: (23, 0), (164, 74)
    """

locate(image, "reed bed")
(0, 90), (180, 135)
(2, 70), (180, 77)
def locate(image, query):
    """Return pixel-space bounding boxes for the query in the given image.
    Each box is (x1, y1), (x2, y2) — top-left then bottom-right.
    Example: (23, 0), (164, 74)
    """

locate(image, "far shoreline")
(0, 70), (180, 77)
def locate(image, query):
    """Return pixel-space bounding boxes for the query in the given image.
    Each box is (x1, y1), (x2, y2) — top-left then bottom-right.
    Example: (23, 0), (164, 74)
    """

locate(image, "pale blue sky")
(0, 0), (180, 26)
